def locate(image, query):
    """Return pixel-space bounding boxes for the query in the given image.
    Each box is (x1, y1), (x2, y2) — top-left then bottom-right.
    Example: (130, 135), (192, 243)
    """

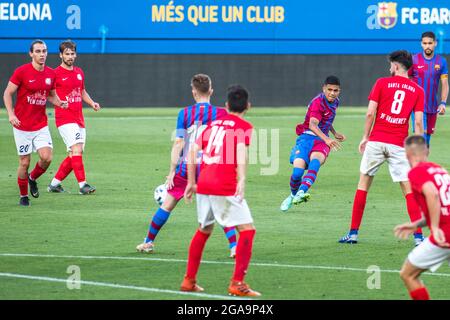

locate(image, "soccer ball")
(154, 184), (167, 206)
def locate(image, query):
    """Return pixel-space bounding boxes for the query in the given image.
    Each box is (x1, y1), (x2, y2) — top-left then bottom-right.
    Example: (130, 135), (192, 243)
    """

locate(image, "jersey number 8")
(391, 90), (405, 115)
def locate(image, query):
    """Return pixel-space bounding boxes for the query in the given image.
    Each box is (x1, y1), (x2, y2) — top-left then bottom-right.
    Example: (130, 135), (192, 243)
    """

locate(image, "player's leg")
(208, 195), (260, 296)
(28, 127), (53, 198)
(181, 194), (215, 292)
(13, 128), (33, 205)
(339, 142), (384, 243)
(223, 226), (237, 258)
(72, 142), (95, 194)
(281, 136), (310, 212)
(281, 158), (306, 212)
(293, 146), (328, 205)
(399, 181), (424, 246)
(424, 112), (437, 148)
(137, 193), (179, 253)
(400, 260), (429, 300)
(17, 155), (31, 206)
(388, 143), (424, 245)
(48, 154), (72, 192)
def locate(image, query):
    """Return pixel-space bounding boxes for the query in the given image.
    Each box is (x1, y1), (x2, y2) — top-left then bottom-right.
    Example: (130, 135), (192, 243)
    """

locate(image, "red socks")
(71, 155), (86, 183)
(29, 163), (46, 181)
(350, 189), (368, 230)
(186, 229), (210, 279)
(18, 177), (28, 196)
(409, 287), (430, 300)
(405, 193), (423, 234)
(55, 156), (73, 181)
(232, 229), (256, 282)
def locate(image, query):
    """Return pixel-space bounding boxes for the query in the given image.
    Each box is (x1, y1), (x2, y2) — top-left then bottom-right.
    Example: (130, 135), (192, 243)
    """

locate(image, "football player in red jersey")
(181, 85), (260, 297)
(47, 40), (100, 195)
(3, 40), (68, 206)
(394, 135), (450, 300)
(339, 50), (425, 245)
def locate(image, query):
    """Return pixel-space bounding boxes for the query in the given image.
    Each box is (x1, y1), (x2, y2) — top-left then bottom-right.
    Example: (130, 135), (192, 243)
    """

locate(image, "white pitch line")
(0, 272), (250, 300)
(1, 253), (450, 278)
(0, 114), (366, 122)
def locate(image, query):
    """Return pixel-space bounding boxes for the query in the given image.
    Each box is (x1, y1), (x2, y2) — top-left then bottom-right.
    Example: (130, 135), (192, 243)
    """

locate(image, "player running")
(136, 74), (237, 257)
(339, 50), (425, 245)
(394, 135), (450, 300)
(280, 76), (346, 212)
(181, 85), (260, 297)
(3, 40), (68, 206)
(47, 40), (100, 195)
(409, 31), (448, 148)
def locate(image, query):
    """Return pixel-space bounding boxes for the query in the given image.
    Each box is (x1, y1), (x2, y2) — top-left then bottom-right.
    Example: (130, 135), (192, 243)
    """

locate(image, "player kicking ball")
(394, 135), (450, 300)
(136, 74), (237, 257)
(280, 76), (345, 212)
(181, 85), (260, 297)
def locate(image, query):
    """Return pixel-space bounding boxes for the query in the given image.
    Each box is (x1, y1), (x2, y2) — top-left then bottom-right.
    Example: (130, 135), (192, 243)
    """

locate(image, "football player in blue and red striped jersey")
(136, 74), (237, 256)
(280, 76), (346, 212)
(409, 31), (448, 147)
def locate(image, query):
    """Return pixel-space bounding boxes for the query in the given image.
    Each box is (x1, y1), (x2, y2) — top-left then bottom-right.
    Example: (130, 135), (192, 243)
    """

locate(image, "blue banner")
(0, 0), (449, 54)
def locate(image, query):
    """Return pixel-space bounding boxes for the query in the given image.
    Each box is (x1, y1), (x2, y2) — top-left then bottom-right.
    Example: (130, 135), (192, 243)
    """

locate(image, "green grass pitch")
(0, 107), (449, 300)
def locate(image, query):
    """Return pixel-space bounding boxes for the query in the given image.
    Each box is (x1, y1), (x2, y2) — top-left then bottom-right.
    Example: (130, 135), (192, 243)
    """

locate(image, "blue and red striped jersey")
(175, 103), (227, 178)
(297, 93), (339, 137)
(410, 53), (448, 114)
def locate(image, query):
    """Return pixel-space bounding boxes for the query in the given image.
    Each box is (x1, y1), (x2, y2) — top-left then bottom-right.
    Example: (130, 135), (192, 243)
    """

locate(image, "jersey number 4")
(391, 90), (405, 115)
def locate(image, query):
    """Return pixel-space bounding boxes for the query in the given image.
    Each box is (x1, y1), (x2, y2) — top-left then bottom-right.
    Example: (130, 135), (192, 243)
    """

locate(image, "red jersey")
(409, 162), (450, 247)
(196, 114), (253, 196)
(54, 66), (86, 128)
(9, 63), (56, 131)
(368, 76), (424, 147)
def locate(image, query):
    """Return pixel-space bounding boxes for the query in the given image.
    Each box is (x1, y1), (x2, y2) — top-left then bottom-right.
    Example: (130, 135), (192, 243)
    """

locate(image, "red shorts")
(167, 173), (188, 201)
(425, 113), (438, 135)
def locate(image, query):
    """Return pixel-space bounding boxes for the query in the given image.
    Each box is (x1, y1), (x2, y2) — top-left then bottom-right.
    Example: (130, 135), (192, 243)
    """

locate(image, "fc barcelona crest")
(377, 2), (398, 29)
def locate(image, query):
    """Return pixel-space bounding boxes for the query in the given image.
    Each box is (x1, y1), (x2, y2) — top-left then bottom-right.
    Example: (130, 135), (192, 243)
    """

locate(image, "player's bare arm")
(235, 143), (248, 201)
(184, 143), (199, 203)
(439, 75), (448, 115)
(48, 89), (68, 109)
(82, 89), (100, 111)
(413, 110), (424, 135)
(3, 81), (20, 127)
(422, 181), (450, 247)
(309, 117), (341, 151)
(167, 138), (185, 190)
(394, 217), (426, 239)
(330, 125), (346, 142)
(359, 100), (377, 154)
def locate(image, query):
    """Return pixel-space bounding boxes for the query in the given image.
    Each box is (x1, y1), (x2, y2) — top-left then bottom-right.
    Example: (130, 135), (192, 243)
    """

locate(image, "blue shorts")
(289, 134), (330, 165)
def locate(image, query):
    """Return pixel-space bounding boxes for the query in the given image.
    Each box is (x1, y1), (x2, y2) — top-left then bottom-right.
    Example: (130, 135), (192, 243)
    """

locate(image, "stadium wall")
(3, 54), (448, 107)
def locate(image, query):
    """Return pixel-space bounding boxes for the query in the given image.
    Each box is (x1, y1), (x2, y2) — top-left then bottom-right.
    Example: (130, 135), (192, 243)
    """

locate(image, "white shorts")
(196, 194), (254, 228)
(58, 123), (86, 152)
(408, 237), (450, 272)
(13, 126), (53, 156)
(360, 141), (410, 182)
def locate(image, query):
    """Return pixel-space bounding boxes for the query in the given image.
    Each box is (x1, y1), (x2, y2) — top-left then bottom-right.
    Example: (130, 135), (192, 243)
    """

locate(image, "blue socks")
(299, 159), (321, 193)
(145, 208), (171, 243)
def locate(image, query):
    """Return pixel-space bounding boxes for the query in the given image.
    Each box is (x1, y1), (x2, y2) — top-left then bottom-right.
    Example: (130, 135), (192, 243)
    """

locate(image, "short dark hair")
(30, 39), (46, 53)
(227, 85), (249, 113)
(388, 50), (413, 70)
(59, 40), (77, 54)
(324, 75), (340, 86)
(405, 135), (427, 148)
(191, 74), (211, 94)
(421, 31), (436, 41)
